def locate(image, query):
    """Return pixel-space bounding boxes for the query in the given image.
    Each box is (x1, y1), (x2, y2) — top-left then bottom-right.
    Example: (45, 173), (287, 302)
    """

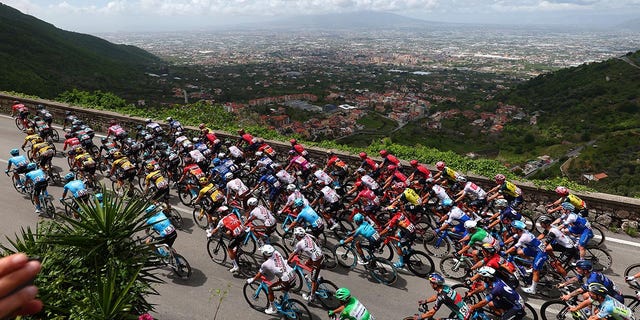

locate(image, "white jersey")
(228, 145), (243, 159)
(189, 149), (206, 163)
(360, 175), (379, 190)
(146, 122), (161, 131)
(276, 169), (296, 184)
(249, 205), (276, 227)
(463, 181), (487, 200)
(293, 234), (323, 262)
(226, 178), (249, 195)
(259, 250), (294, 282)
(286, 190), (309, 207)
(256, 156), (273, 169)
(320, 185), (340, 203)
(313, 169), (333, 186)
(445, 206), (468, 225)
(546, 226), (575, 248)
(432, 185), (451, 202)
(174, 136), (188, 146)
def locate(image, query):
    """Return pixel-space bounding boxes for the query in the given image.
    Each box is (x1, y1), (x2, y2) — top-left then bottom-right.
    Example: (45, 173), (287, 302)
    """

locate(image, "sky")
(4, 0), (640, 33)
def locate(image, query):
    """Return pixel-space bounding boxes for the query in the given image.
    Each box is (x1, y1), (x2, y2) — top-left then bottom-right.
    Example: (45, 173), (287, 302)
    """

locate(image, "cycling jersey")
(147, 211), (175, 237)
(432, 285), (469, 320)
(258, 173), (281, 189)
(500, 207), (522, 222)
(145, 122), (162, 133)
(500, 181), (522, 198)
(565, 194), (586, 210)
(389, 171), (407, 185)
(107, 124), (126, 137)
(217, 213), (243, 237)
(228, 145), (243, 159)
(467, 228), (498, 250)
(462, 182), (487, 200)
(188, 149), (206, 164)
(8, 155), (28, 172)
(442, 167), (461, 182)
(25, 169), (47, 184)
(313, 169), (333, 185)
(256, 156), (274, 170)
(249, 205), (276, 227)
(145, 170), (168, 190)
(445, 206), (470, 233)
(75, 153), (96, 169)
(542, 226), (575, 249)
(293, 234), (323, 262)
(113, 157), (136, 172)
(387, 212), (416, 233)
(485, 279), (523, 311)
(24, 134), (40, 145)
(320, 185), (340, 204)
(596, 295), (633, 320)
(360, 158), (378, 171)
(339, 297), (374, 320)
(290, 155), (311, 171)
(353, 221), (380, 242)
(183, 163), (204, 179)
(295, 206), (324, 228)
(63, 137), (81, 150)
(359, 175), (379, 190)
(259, 250), (294, 282)
(276, 169), (296, 184)
(579, 272), (620, 298)
(383, 154), (400, 166)
(327, 155), (348, 169)
(356, 189), (380, 206)
(292, 144), (307, 156)
(562, 212), (593, 246)
(240, 133), (254, 145)
(198, 184), (225, 203)
(513, 230), (548, 271)
(226, 178), (249, 196)
(431, 185), (452, 202)
(401, 188), (422, 205)
(63, 180), (89, 199)
(286, 190), (309, 207)
(413, 165), (431, 179)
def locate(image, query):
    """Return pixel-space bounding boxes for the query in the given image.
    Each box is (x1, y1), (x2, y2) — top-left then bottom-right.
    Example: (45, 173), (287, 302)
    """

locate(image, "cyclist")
(209, 206), (245, 274)
(35, 105), (53, 126)
(381, 164), (408, 190)
(63, 111), (78, 130)
(106, 120), (128, 143)
(288, 227), (323, 303)
(21, 128), (40, 151)
(548, 186), (589, 218)
(246, 244), (295, 315)
(11, 100), (30, 124)
(407, 159), (432, 183)
(486, 199), (522, 231)
(537, 215), (577, 277)
(60, 172), (91, 212)
(388, 182), (423, 220)
(309, 179), (342, 230)
(454, 177), (488, 213)
(466, 266), (525, 320)
(6, 148), (29, 189)
(559, 259), (623, 303)
(358, 152), (380, 177)
(109, 151), (137, 195)
(422, 178), (452, 209)
(72, 147), (97, 181)
(280, 184), (310, 215)
(178, 157), (205, 184)
(329, 287), (375, 320)
(487, 174), (524, 209)
(285, 198), (325, 238)
(285, 151), (313, 179)
(340, 213), (382, 265)
(433, 161), (464, 189)
(437, 199), (470, 236)
(503, 220), (549, 294)
(325, 150), (349, 185)
(456, 220), (499, 262)
(24, 163), (48, 214)
(347, 168), (381, 196)
(244, 197), (277, 241)
(144, 118), (164, 136)
(225, 172), (250, 204)
(378, 206), (417, 268)
(248, 167), (282, 212)
(143, 163), (170, 207)
(580, 283), (634, 320)
(412, 272), (469, 320)
(469, 243), (518, 288)
(193, 177), (226, 237)
(144, 204), (177, 249)
(30, 137), (55, 170)
(289, 138), (308, 157)
(345, 182), (381, 226)
(555, 202), (593, 260)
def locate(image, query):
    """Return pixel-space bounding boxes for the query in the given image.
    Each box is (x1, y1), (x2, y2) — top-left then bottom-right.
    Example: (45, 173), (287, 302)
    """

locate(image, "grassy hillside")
(0, 3), (163, 99)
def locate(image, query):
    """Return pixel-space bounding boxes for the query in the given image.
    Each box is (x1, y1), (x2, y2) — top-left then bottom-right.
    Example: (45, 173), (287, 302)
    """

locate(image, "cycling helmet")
(64, 172), (75, 181)
(254, 151), (263, 157)
(538, 215), (554, 225)
(481, 242), (496, 254)
(428, 272), (445, 285)
(353, 213), (364, 225)
(166, 117), (173, 121)
(260, 244), (275, 257)
(198, 177), (209, 185)
(145, 204), (157, 214)
(379, 149), (388, 157)
(101, 137), (108, 144)
(145, 118), (151, 123)
(237, 128), (245, 134)
(293, 227), (306, 238)
(34, 136), (43, 143)
(247, 197), (258, 207)
(442, 199), (453, 207)
(494, 174), (506, 183)
(587, 283), (608, 296)
(216, 206), (229, 214)
(26, 163), (37, 171)
(387, 164), (396, 171)
(425, 178), (435, 185)
(288, 150), (296, 156)
(212, 158), (221, 166)
(218, 152), (227, 159)
(95, 193), (103, 202)
(561, 202), (575, 211)
(26, 128), (35, 134)
(75, 147), (84, 154)
(510, 220), (526, 230)
(356, 168), (366, 174)
(464, 220), (478, 230)
(65, 111), (72, 116)
(224, 172), (233, 180)
(410, 159), (419, 167)
(575, 259), (593, 271)
(198, 123), (206, 129)
(335, 288), (351, 302)
(477, 266), (496, 278)
(555, 186), (569, 196)
(358, 152), (367, 159)
(192, 137), (200, 143)
(495, 199), (508, 208)
(113, 151), (123, 159)
(145, 163), (155, 171)
(457, 176), (467, 183)
(289, 138), (297, 145)
(10, 149), (19, 156)
(287, 184), (296, 192)
(436, 161), (446, 171)
(293, 198), (305, 208)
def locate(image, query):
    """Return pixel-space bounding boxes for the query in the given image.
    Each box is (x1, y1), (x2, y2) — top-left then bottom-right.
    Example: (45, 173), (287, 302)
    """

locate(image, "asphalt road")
(0, 114), (638, 320)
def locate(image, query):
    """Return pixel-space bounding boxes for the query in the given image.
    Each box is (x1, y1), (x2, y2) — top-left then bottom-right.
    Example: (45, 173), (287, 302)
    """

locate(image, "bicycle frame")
(250, 279), (298, 318)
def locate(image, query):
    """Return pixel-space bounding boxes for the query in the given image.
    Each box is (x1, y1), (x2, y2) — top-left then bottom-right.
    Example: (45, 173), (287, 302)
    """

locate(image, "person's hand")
(339, 240), (345, 245)
(561, 294), (570, 301)
(246, 278), (254, 284)
(59, 198), (64, 202)
(328, 310), (334, 316)
(283, 227), (289, 233)
(413, 315), (421, 320)
(4, 170), (8, 174)
(0, 253), (42, 318)
(626, 276), (636, 281)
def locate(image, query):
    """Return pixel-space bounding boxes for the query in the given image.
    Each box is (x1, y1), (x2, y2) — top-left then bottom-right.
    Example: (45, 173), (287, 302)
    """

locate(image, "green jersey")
(468, 228), (497, 248)
(341, 297), (374, 320)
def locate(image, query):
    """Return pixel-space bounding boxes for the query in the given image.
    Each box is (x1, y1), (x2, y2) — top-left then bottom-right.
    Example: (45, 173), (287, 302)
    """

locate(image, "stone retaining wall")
(2, 93), (638, 228)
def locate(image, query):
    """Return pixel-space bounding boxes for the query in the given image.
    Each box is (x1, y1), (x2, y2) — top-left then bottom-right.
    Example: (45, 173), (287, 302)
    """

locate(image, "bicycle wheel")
(290, 269), (304, 293)
(413, 217), (433, 241)
(15, 117), (25, 131)
(451, 284), (483, 305)
(331, 218), (355, 239)
(283, 299), (313, 320)
(521, 212), (536, 233)
(178, 186), (196, 207)
(423, 231), (451, 258)
(540, 300), (570, 320)
(271, 243), (289, 257)
(624, 295), (640, 320)
(207, 238), (227, 265)
(406, 250), (435, 277)
(281, 232), (297, 253)
(624, 263), (640, 278)
(537, 271), (564, 299)
(172, 253), (192, 279)
(368, 257), (397, 285)
(589, 225), (606, 247)
(167, 209), (184, 230)
(51, 129), (60, 142)
(584, 247), (612, 272)
(334, 244), (357, 268)
(11, 175), (26, 194)
(243, 282), (268, 311)
(316, 279), (340, 310)
(372, 241), (395, 262)
(237, 251), (259, 277)
(43, 196), (56, 219)
(439, 256), (471, 280)
(534, 215), (547, 235)
(241, 235), (257, 256)
(321, 246), (338, 270)
(192, 207), (209, 229)
(524, 302), (539, 320)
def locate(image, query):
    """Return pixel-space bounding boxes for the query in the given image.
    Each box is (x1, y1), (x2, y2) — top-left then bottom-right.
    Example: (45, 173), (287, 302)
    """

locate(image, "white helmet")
(495, 199), (508, 208)
(286, 184), (296, 192)
(247, 197), (258, 207)
(224, 172), (233, 180)
(218, 152), (226, 159)
(255, 151), (263, 157)
(216, 206), (229, 214)
(293, 227), (306, 238)
(464, 220), (477, 230)
(477, 266), (496, 278)
(260, 245), (275, 257)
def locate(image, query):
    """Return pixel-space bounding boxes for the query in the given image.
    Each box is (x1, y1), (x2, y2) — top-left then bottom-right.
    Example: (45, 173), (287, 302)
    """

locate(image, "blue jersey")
(579, 272), (618, 296)
(353, 222), (379, 241)
(25, 169), (47, 184)
(485, 279), (523, 311)
(259, 173), (280, 188)
(500, 207), (521, 221)
(8, 155), (28, 169)
(64, 180), (89, 198)
(295, 206), (323, 228)
(146, 212), (175, 237)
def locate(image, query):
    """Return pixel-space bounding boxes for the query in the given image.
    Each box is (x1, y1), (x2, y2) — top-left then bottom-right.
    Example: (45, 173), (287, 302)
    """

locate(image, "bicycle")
(439, 251), (476, 281)
(6, 170), (32, 195)
(239, 221), (287, 256)
(243, 277), (312, 319)
(139, 236), (191, 279)
(624, 278), (640, 320)
(454, 279), (538, 320)
(379, 234), (435, 277)
(176, 178), (200, 207)
(110, 175), (141, 198)
(31, 188), (56, 219)
(332, 239), (398, 285)
(206, 233), (258, 277)
(540, 286), (591, 320)
(14, 116), (34, 132)
(423, 225), (466, 258)
(288, 254), (341, 310)
(507, 254), (564, 299)
(60, 196), (89, 220)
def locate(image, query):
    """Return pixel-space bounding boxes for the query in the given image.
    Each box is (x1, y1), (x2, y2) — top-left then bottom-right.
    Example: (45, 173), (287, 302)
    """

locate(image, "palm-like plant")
(1, 186), (161, 319)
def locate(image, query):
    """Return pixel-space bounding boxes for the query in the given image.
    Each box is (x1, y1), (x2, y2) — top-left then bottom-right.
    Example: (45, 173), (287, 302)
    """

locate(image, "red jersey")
(414, 165), (432, 179)
(362, 158), (378, 171)
(12, 103), (27, 113)
(241, 133), (253, 145)
(63, 137), (81, 150)
(387, 212), (415, 233)
(219, 214), (243, 237)
(258, 143), (276, 157)
(204, 132), (218, 144)
(327, 155), (347, 168)
(183, 163), (204, 178)
(357, 189), (379, 206)
(385, 155), (400, 166)
(391, 171), (408, 184)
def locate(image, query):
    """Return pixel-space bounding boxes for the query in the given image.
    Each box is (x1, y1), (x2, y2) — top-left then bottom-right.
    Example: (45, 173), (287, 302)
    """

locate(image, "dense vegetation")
(0, 3), (163, 99)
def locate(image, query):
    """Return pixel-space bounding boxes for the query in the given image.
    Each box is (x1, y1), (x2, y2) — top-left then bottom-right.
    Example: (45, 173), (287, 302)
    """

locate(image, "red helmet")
(410, 159), (418, 167)
(379, 149), (388, 157)
(289, 139), (297, 145)
(359, 152), (367, 159)
(355, 181), (363, 188)
(436, 161), (446, 171)
(393, 182), (404, 189)
(555, 186), (569, 196)
(387, 164), (396, 171)
(494, 174), (506, 183)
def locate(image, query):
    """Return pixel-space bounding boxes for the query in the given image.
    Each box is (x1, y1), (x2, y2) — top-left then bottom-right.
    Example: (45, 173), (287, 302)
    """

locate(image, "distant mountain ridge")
(0, 3), (162, 98)
(249, 11), (442, 30)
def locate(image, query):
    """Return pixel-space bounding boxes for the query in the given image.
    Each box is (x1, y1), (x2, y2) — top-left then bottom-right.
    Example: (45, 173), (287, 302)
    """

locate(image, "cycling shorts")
(578, 229), (594, 247)
(119, 169), (137, 182)
(33, 181), (48, 197)
(502, 307), (525, 320)
(228, 231), (247, 250)
(158, 230), (177, 248)
(152, 188), (170, 202)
